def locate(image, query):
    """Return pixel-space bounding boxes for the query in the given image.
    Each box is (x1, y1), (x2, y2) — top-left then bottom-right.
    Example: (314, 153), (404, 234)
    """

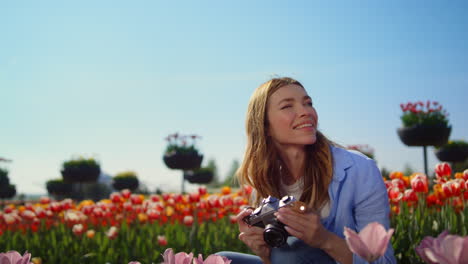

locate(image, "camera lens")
(263, 223), (288, 247)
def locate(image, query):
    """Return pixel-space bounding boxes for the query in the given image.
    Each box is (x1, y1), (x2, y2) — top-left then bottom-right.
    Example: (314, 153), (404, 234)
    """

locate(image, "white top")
(281, 177), (330, 219)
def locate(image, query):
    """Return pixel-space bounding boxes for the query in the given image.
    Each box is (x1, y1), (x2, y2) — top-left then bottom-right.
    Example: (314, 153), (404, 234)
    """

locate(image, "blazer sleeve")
(351, 158), (396, 264)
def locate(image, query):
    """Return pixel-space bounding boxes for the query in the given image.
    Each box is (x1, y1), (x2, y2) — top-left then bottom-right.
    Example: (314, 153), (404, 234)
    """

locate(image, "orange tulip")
(86, 229), (95, 238)
(221, 186), (231, 195)
(389, 171), (404, 180)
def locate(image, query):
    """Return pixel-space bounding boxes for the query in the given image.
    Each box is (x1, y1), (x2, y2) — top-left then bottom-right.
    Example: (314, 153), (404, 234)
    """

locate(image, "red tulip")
(388, 187), (402, 204)
(183, 215), (194, 227)
(72, 224), (84, 236)
(391, 179), (405, 191)
(157, 235), (168, 246)
(411, 174), (428, 193)
(39, 197), (51, 205)
(435, 162), (452, 178)
(343, 222), (394, 262)
(110, 192), (123, 203)
(121, 189), (131, 199)
(106, 226), (118, 240)
(403, 189), (418, 203)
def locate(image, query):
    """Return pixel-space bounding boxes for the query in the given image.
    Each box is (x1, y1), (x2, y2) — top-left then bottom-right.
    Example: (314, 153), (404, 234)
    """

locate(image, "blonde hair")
(237, 77), (334, 210)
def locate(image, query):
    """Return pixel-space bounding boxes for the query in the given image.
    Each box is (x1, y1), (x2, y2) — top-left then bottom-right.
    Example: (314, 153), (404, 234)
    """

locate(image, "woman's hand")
(274, 207), (331, 249)
(236, 208), (271, 261)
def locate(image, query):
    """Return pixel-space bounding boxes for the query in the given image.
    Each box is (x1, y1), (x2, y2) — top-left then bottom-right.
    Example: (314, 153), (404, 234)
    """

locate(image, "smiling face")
(266, 84), (318, 148)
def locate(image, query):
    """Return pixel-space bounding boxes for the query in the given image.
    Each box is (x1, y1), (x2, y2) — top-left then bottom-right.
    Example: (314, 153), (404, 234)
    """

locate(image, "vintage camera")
(243, 195), (306, 248)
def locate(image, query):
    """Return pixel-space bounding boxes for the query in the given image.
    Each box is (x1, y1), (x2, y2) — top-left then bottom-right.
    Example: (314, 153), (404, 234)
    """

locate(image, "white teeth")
(295, 124), (312, 129)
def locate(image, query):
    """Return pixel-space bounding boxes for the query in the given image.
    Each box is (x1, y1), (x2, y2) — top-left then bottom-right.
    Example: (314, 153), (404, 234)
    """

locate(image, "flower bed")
(1, 164), (467, 263)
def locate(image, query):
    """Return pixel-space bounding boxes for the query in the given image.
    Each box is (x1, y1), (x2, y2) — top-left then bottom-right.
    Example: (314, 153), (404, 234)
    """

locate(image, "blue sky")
(1, 1), (467, 195)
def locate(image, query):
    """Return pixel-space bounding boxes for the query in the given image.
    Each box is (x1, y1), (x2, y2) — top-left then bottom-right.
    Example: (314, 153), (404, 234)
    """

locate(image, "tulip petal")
(193, 254), (204, 264)
(359, 223), (386, 255)
(174, 252), (193, 264)
(0, 255), (12, 264)
(459, 237), (468, 264)
(17, 251), (31, 264)
(203, 255), (227, 264)
(162, 248), (175, 264)
(3, 251), (22, 264)
(440, 235), (463, 264)
(416, 237), (438, 264)
(344, 227), (372, 261)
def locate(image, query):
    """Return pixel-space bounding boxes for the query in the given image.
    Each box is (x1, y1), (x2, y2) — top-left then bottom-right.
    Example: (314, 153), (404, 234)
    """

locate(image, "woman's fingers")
(236, 208), (254, 231)
(275, 207), (315, 230)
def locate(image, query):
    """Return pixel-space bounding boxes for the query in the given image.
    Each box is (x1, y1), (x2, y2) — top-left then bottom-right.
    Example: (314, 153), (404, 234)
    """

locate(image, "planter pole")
(181, 173), (186, 194)
(423, 146), (428, 176)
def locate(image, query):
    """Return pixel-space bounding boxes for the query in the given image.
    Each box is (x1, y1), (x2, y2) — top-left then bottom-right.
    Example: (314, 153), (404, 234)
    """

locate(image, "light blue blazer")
(271, 146), (396, 264)
(324, 146), (396, 263)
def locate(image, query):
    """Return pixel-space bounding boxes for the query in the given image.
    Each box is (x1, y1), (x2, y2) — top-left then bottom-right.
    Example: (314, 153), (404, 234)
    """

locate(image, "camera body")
(243, 195), (306, 248)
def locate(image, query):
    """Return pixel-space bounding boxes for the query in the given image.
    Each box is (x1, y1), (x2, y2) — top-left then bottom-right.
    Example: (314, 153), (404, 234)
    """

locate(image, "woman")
(217, 77), (395, 264)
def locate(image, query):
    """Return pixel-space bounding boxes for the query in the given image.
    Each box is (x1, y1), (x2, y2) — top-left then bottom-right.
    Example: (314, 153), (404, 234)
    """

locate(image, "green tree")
(206, 158), (220, 188)
(403, 163), (415, 176)
(223, 159), (240, 187)
(0, 167), (16, 200)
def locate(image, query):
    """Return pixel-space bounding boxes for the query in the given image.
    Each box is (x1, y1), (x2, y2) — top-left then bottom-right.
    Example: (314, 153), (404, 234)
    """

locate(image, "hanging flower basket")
(163, 152), (203, 170)
(397, 123), (451, 147)
(162, 133), (204, 170)
(183, 168), (213, 184)
(397, 101), (451, 147)
(434, 140), (468, 162)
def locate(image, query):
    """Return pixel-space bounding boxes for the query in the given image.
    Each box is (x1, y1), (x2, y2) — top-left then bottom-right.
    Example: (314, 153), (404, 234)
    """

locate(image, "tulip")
(389, 171), (404, 180)
(194, 254), (232, 264)
(72, 224), (84, 236)
(106, 226), (118, 240)
(387, 187), (402, 204)
(0, 250), (32, 264)
(411, 174), (429, 193)
(161, 248), (193, 264)
(391, 178), (405, 190)
(157, 235), (168, 246)
(416, 230), (468, 264)
(435, 162), (452, 178)
(183, 215), (194, 227)
(128, 262), (141, 264)
(343, 222), (394, 262)
(86, 229), (95, 239)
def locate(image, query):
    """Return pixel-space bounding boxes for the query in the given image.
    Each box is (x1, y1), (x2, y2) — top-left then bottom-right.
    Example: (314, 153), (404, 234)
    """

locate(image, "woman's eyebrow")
(277, 98), (294, 105)
(278, 96), (311, 105)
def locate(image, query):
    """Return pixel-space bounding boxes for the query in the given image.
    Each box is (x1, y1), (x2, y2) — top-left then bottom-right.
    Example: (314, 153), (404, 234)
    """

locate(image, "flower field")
(1, 164), (467, 264)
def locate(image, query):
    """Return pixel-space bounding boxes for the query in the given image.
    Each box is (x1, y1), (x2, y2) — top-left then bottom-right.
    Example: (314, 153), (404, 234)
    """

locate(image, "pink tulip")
(416, 230), (468, 264)
(343, 222), (394, 262)
(194, 253), (232, 264)
(162, 248), (193, 264)
(0, 250), (32, 264)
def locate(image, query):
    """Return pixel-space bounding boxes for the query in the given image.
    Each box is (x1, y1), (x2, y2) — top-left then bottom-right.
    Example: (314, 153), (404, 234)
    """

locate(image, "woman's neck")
(277, 146), (306, 182)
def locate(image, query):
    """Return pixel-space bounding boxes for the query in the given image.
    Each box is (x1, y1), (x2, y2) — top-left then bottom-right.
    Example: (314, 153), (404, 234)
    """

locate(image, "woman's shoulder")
(331, 145), (375, 168)
(330, 146), (382, 183)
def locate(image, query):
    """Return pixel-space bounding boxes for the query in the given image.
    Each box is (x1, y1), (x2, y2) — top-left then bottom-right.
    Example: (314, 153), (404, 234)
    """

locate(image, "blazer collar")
(331, 146), (353, 182)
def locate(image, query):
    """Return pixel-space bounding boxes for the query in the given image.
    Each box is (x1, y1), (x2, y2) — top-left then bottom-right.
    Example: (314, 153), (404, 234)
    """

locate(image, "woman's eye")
(281, 105), (292, 109)
(306, 101), (313, 107)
